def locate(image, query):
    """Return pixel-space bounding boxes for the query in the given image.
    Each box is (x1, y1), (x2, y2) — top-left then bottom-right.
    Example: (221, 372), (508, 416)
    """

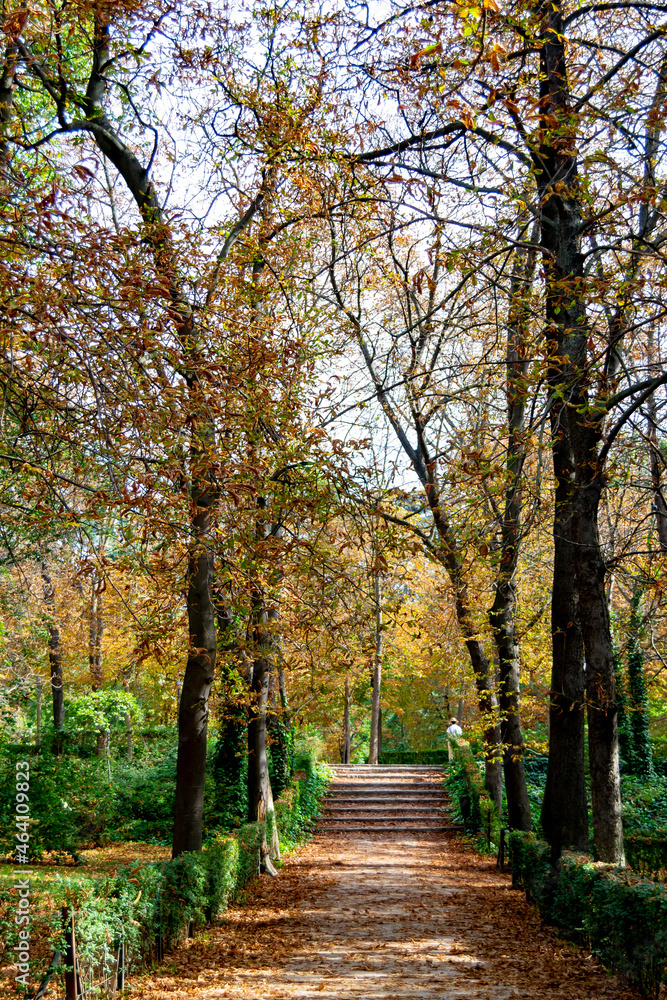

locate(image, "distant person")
(446, 717), (463, 761)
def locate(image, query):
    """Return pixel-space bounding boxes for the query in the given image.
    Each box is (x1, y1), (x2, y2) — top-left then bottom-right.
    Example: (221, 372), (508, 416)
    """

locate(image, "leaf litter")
(126, 831), (649, 1000)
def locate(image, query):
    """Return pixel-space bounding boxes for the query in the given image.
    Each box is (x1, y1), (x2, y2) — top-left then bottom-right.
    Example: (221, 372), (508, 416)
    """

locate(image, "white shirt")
(446, 723), (463, 737)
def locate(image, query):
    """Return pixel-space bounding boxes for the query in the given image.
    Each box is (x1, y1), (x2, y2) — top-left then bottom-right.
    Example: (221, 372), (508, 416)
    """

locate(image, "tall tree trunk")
(68, 15), (265, 857)
(247, 602), (280, 873)
(428, 508), (503, 813)
(40, 559), (65, 740)
(571, 459), (625, 862)
(368, 571), (382, 766)
(122, 678), (133, 762)
(172, 464), (217, 857)
(247, 633), (271, 825)
(343, 676), (351, 763)
(89, 573), (104, 691)
(647, 335), (667, 553)
(534, 0), (623, 861)
(278, 663), (289, 715)
(247, 500), (281, 871)
(541, 436), (589, 853)
(488, 237), (535, 833)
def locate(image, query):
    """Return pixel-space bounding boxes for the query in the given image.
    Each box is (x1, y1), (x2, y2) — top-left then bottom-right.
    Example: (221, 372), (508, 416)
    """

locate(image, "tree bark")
(343, 676), (351, 764)
(89, 573), (104, 691)
(35, 677), (42, 745)
(646, 340), (667, 553)
(541, 433), (589, 853)
(247, 600), (280, 871)
(488, 238), (535, 833)
(40, 559), (65, 738)
(571, 456), (624, 861)
(368, 571), (382, 766)
(172, 474), (217, 857)
(534, 0), (623, 862)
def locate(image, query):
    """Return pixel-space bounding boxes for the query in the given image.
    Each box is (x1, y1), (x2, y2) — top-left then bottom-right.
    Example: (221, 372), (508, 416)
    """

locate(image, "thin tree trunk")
(124, 713), (133, 762)
(647, 332), (667, 553)
(488, 236), (535, 833)
(343, 676), (351, 763)
(247, 606), (279, 873)
(40, 559), (65, 738)
(247, 500), (280, 871)
(428, 508), (503, 812)
(122, 677), (133, 761)
(278, 663), (289, 715)
(368, 571), (382, 766)
(89, 573), (104, 691)
(35, 677), (42, 745)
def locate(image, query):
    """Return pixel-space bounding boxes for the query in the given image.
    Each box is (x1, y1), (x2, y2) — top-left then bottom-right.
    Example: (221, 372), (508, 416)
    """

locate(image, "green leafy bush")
(622, 776), (667, 835)
(509, 830), (667, 997)
(113, 746), (178, 844)
(0, 742), (117, 860)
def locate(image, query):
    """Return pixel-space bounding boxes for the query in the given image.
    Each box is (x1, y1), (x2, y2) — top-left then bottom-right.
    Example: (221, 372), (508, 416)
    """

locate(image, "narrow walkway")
(132, 770), (643, 1000)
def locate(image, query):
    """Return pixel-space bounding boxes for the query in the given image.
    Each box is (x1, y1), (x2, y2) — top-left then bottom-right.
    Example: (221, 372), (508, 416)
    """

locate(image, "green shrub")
(622, 776), (667, 835)
(509, 830), (667, 997)
(0, 742), (116, 860)
(113, 746), (178, 844)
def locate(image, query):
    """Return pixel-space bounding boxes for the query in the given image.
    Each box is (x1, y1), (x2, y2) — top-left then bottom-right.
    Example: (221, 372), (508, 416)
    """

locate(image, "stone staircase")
(318, 764), (461, 836)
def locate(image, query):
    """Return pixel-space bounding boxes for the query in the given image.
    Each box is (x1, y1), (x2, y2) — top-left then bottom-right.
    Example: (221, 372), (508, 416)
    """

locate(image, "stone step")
(326, 789), (447, 796)
(319, 823), (462, 833)
(324, 802), (447, 816)
(327, 785), (443, 790)
(324, 798), (448, 806)
(319, 814), (455, 824)
(326, 783), (444, 791)
(329, 765), (443, 770)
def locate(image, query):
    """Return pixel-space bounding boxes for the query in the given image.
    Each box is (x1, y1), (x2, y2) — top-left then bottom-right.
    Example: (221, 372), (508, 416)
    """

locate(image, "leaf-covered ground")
(127, 832), (647, 1000)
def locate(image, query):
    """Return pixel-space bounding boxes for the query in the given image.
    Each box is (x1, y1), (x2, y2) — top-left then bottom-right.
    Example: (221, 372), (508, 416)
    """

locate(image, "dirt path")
(131, 832), (642, 1000)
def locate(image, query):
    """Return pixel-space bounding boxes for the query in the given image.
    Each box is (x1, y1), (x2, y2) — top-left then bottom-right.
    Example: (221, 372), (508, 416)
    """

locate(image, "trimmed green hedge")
(509, 830), (667, 997)
(0, 761), (328, 994)
(378, 750), (447, 765)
